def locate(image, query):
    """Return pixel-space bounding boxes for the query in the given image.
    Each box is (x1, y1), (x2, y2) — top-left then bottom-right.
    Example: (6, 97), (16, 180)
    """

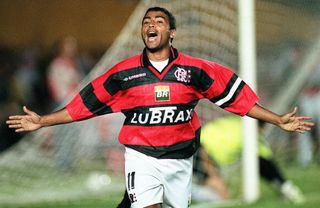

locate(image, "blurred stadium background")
(0, 0), (320, 207)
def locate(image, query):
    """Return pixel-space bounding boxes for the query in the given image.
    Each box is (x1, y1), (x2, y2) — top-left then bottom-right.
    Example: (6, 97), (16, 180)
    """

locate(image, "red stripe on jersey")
(203, 65), (235, 99)
(91, 74), (113, 103)
(112, 54), (142, 73)
(111, 82), (203, 112)
(66, 94), (94, 120)
(223, 84), (259, 116)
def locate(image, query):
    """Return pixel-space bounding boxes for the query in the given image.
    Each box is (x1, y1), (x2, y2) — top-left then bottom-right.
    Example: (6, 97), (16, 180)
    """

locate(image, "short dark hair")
(143, 7), (176, 30)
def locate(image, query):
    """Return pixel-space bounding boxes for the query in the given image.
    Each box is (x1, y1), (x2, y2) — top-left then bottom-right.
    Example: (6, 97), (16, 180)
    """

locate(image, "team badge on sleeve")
(154, 86), (170, 102)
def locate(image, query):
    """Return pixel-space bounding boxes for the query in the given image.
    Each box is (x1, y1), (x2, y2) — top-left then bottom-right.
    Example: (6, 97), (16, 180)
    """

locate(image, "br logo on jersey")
(174, 67), (191, 83)
(154, 86), (170, 102)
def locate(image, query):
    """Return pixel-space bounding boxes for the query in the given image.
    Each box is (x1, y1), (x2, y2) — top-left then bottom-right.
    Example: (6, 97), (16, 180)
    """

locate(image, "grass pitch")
(1, 165), (319, 208)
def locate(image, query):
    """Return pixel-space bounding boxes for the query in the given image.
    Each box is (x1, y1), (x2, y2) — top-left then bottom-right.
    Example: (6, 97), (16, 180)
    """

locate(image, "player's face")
(141, 11), (175, 52)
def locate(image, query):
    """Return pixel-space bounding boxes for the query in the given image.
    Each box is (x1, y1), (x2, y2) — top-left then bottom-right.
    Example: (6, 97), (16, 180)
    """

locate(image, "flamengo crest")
(174, 67), (191, 83)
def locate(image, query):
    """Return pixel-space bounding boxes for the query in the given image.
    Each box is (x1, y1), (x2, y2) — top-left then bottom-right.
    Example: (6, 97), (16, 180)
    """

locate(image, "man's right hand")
(6, 106), (42, 132)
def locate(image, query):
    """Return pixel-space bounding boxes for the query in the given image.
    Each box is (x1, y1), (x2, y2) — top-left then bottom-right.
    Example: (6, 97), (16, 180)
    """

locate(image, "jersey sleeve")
(66, 67), (122, 121)
(201, 61), (259, 116)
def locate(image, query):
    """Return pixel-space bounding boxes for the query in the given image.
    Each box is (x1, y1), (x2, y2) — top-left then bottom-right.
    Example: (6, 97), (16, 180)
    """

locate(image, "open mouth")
(147, 31), (158, 42)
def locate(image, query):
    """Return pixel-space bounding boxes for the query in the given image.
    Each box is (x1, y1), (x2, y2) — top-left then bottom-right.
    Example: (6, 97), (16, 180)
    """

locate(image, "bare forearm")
(39, 108), (73, 127)
(247, 104), (281, 126)
(246, 103), (313, 133)
(7, 106), (74, 132)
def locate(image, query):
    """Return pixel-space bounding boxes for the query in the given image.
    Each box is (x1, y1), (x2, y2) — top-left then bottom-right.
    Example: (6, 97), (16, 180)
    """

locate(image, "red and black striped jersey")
(66, 47), (259, 159)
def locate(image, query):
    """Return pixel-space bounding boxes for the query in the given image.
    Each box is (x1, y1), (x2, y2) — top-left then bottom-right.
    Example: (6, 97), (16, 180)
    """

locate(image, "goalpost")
(239, 0), (259, 203)
(1, 0), (320, 206)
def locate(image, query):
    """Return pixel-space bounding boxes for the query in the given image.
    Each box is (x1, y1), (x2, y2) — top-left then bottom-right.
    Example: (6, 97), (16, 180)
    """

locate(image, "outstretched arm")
(6, 106), (73, 132)
(247, 104), (314, 133)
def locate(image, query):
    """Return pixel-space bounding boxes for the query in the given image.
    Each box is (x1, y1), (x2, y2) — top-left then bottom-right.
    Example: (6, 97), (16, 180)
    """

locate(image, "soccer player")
(6, 7), (313, 208)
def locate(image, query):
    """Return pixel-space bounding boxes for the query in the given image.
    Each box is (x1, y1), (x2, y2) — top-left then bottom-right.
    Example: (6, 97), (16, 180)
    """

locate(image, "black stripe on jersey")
(103, 74), (122, 96)
(122, 101), (198, 126)
(163, 65), (214, 91)
(103, 65), (214, 96)
(103, 67), (158, 95)
(210, 73), (238, 103)
(104, 48), (214, 92)
(125, 128), (201, 159)
(192, 67), (214, 91)
(80, 83), (113, 115)
(220, 81), (245, 109)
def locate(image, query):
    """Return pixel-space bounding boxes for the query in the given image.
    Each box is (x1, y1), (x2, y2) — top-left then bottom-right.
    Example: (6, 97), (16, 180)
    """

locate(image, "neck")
(146, 45), (171, 62)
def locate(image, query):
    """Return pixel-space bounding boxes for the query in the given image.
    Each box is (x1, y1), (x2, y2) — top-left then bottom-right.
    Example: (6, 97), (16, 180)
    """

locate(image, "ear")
(170, 29), (176, 39)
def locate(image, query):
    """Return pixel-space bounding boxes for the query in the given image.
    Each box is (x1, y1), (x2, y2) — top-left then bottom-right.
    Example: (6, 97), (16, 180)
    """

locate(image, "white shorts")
(124, 147), (193, 208)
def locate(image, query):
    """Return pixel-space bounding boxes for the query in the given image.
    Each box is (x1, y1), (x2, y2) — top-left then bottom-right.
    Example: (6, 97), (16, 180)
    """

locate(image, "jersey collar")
(141, 47), (179, 79)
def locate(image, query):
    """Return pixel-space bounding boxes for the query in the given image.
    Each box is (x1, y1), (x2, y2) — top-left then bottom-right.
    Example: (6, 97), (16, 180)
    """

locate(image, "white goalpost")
(239, 0), (259, 203)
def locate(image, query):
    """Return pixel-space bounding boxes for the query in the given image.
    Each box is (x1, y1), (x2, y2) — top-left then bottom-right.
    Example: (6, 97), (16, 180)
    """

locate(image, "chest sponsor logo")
(174, 67), (191, 83)
(130, 106), (193, 125)
(154, 86), (170, 102)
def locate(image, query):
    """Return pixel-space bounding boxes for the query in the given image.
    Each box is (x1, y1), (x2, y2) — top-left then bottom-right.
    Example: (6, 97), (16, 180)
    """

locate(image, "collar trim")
(140, 47), (179, 79)
(141, 47), (179, 68)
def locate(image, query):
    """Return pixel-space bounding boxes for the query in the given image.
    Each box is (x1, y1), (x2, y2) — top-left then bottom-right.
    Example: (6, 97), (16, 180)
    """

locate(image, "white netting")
(1, 0), (320, 205)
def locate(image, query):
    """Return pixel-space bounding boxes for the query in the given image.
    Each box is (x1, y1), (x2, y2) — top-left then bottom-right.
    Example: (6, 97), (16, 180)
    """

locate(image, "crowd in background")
(0, 37), (98, 153)
(258, 42), (320, 168)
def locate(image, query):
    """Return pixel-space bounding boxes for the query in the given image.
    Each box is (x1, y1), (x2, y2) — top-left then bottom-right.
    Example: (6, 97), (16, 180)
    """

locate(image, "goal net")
(1, 0), (320, 206)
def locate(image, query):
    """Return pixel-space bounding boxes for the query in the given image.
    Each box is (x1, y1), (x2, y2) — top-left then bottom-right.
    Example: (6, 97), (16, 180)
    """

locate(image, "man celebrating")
(7, 7), (313, 208)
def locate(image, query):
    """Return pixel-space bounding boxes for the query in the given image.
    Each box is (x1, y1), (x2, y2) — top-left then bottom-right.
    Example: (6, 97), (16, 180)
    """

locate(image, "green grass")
(193, 164), (320, 208)
(0, 192), (122, 208)
(1, 165), (319, 208)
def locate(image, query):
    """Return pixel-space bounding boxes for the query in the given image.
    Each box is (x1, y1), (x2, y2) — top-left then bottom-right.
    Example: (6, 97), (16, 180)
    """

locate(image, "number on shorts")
(127, 171), (135, 190)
